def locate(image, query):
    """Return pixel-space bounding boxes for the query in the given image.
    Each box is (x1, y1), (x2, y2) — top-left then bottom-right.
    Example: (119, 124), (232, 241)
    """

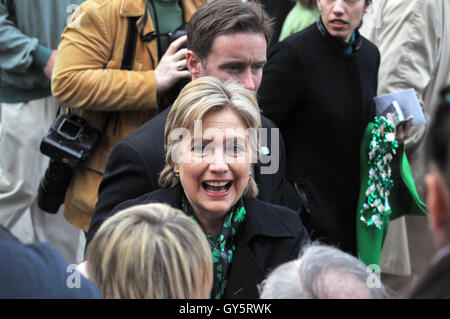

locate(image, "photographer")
(50, 0), (204, 233)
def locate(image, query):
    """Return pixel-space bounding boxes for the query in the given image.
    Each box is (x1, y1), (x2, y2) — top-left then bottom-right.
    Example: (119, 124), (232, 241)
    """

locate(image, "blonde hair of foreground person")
(86, 203), (213, 298)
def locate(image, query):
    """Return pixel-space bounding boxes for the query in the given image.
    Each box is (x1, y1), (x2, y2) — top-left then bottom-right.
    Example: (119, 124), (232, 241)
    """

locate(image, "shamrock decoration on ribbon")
(360, 116), (399, 230)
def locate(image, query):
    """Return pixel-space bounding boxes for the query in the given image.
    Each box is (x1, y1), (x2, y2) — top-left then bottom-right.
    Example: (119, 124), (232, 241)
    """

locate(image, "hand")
(385, 113), (413, 143)
(154, 35), (191, 95)
(44, 50), (58, 79)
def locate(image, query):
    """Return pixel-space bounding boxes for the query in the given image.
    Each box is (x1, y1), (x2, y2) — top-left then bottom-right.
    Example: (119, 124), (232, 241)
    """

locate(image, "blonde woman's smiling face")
(174, 108), (252, 226)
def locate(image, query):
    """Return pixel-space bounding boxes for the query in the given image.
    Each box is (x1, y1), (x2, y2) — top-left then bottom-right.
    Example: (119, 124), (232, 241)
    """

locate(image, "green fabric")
(0, 0), (85, 100)
(32, 44), (53, 71)
(0, 86), (51, 103)
(279, 2), (320, 41)
(146, 0), (183, 56)
(356, 122), (427, 267)
(182, 195), (246, 299)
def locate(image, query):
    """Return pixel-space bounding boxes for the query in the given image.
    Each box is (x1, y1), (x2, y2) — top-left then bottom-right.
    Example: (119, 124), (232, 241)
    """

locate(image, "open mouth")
(330, 19), (348, 26)
(202, 180), (233, 194)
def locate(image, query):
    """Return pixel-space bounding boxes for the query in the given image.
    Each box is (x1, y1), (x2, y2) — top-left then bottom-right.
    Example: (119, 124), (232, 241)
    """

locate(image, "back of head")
(298, 0), (317, 10)
(260, 243), (389, 299)
(187, 0), (273, 60)
(426, 86), (450, 189)
(86, 203), (212, 298)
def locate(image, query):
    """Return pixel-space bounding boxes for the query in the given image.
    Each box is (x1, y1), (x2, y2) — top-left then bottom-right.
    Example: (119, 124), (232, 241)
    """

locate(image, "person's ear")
(316, 0), (322, 11)
(187, 50), (205, 79)
(363, 0), (370, 15)
(426, 170), (450, 233)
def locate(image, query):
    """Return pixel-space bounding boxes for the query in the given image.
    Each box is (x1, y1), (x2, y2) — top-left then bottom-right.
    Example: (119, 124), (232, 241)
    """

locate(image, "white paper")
(373, 88), (426, 126)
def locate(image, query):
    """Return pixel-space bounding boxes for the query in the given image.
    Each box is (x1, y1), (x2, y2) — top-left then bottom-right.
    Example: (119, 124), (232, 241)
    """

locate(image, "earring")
(174, 170), (180, 178)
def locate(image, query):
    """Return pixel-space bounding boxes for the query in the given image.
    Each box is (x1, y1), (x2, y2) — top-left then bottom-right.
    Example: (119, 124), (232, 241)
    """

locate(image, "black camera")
(159, 24), (190, 112)
(168, 23), (187, 50)
(38, 114), (101, 213)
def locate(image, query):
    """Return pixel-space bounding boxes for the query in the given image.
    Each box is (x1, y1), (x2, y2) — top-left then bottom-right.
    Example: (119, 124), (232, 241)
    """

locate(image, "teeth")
(203, 181), (232, 194)
(204, 181), (229, 187)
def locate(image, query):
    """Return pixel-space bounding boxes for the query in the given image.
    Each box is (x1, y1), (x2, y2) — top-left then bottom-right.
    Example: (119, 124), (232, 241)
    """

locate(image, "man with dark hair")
(408, 86), (450, 299)
(188, 0), (274, 60)
(86, 0), (303, 245)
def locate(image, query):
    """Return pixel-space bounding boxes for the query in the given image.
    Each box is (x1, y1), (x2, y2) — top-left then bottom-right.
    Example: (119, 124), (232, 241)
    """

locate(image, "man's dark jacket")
(111, 184), (309, 299)
(87, 106), (302, 245)
(0, 226), (102, 299)
(408, 249), (450, 299)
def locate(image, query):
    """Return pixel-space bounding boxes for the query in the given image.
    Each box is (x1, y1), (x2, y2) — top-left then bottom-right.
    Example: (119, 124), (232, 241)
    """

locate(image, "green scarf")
(182, 196), (246, 299)
(356, 120), (427, 267)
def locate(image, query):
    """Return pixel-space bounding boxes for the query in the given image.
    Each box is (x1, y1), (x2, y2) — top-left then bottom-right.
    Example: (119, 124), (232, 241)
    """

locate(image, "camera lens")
(37, 159), (74, 214)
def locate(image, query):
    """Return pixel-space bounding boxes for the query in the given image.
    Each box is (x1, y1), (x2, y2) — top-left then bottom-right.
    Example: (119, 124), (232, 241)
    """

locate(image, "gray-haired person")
(260, 244), (389, 299)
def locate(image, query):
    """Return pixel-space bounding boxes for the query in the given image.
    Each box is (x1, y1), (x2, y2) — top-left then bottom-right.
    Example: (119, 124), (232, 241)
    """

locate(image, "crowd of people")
(0, 0), (449, 300)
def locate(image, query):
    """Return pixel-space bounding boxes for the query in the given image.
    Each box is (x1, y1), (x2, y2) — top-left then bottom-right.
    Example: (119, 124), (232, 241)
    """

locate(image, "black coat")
(87, 106), (303, 246)
(257, 0), (294, 48)
(408, 250), (450, 299)
(257, 21), (380, 255)
(111, 184), (309, 299)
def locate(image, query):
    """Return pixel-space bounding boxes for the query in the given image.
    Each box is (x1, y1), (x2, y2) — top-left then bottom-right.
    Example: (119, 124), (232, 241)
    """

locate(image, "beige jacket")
(363, 0), (450, 197)
(52, 0), (204, 231)
(361, 0), (450, 276)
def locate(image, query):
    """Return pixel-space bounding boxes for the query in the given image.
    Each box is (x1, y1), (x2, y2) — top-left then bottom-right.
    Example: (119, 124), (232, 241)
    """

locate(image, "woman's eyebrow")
(191, 137), (213, 144)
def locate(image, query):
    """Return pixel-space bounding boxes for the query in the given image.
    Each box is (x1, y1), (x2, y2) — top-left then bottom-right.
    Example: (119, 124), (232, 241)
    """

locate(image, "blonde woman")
(108, 77), (309, 299)
(84, 203), (212, 299)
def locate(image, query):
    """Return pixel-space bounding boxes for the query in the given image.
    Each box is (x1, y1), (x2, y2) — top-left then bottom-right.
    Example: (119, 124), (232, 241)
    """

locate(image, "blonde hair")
(86, 203), (213, 299)
(159, 76), (261, 198)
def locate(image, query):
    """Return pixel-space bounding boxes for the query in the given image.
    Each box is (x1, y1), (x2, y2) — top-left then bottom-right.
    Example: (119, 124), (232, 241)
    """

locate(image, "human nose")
(208, 147), (229, 173)
(333, 0), (346, 15)
(239, 69), (257, 91)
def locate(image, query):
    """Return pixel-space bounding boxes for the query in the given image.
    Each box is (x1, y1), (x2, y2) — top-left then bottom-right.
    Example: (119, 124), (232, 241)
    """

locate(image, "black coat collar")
(141, 185), (300, 241)
(240, 197), (302, 243)
(315, 17), (362, 56)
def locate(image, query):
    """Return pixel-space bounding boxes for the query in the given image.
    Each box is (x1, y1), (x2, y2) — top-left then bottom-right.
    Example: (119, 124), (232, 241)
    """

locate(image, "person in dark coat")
(407, 87), (450, 299)
(0, 226), (101, 299)
(87, 0), (304, 246)
(257, 0), (379, 255)
(108, 77), (309, 299)
(257, 0), (295, 48)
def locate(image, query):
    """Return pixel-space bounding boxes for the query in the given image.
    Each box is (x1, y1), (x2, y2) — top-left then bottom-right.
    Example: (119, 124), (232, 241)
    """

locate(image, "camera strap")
(121, 17), (139, 71)
(139, 0), (186, 60)
(102, 16), (140, 134)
